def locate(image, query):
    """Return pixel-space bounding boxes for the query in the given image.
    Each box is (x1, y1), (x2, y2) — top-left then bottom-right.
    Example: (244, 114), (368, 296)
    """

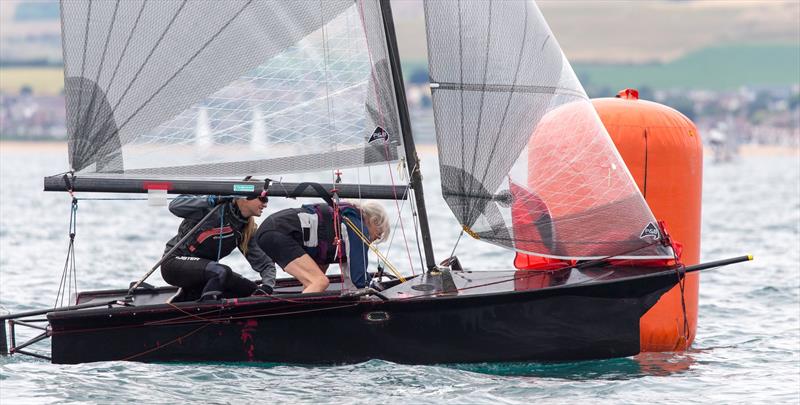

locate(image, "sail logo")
(368, 126), (389, 144)
(640, 222), (660, 240)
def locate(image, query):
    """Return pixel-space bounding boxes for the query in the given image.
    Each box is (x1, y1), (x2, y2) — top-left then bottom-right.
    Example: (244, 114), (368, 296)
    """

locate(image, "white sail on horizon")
(249, 106), (268, 151)
(194, 106), (212, 151)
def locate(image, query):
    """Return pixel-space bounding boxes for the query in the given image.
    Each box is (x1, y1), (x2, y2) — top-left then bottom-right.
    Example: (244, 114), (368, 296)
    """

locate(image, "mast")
(378, 0), (437, 271)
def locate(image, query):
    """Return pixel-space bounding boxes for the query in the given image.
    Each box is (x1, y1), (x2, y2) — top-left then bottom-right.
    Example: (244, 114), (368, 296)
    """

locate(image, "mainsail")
(424, 0), (672, 260)
(60, 0), (403, 178)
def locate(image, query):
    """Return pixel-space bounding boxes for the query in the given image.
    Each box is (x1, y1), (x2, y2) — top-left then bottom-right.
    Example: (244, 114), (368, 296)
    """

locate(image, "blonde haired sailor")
(256, 201), (390, 293)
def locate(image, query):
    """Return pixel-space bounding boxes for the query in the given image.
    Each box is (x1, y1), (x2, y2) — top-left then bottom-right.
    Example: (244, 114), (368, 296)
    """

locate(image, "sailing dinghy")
(1, 0), (749, 364)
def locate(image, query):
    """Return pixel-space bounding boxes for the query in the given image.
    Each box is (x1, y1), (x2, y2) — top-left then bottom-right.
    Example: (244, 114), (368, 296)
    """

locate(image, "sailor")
(160, 194), (276, 301)
(255, 201), (390, 293)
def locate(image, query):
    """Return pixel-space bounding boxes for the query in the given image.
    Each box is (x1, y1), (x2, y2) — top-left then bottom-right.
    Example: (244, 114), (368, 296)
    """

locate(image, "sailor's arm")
(168, 195), (231, 220)
(243, 237), (277, 291)
(344, 215), (369, 288)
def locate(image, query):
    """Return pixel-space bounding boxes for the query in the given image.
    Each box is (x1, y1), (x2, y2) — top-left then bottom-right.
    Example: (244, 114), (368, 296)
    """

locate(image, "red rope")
(49, 299), (359, 337)
(121, 322), (211, 361)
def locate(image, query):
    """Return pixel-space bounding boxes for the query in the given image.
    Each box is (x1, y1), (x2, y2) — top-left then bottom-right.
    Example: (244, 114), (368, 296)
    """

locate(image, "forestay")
(424, 0), (672, 260)
(61, 0), (403, 178)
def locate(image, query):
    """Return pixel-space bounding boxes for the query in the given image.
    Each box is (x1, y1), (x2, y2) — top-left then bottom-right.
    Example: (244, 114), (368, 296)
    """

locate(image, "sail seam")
(73, 0), (92, 156)
(88, 0), (146, 145)
(465, 0), (494, 229)
(431, 82), (586, 99)
(80, 0), (120, 147)
(458, 0), (466, 224)
(466, 1), (530, 237)
(103, 0), (189, 141)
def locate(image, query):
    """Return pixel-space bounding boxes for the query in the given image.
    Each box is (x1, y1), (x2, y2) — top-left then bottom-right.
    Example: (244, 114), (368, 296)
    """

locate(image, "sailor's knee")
(207, 262), (232, 283)
(313, 273), (330, 290)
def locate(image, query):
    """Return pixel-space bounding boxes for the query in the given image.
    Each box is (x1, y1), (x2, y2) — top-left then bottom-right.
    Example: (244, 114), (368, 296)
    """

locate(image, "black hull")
(47, 269), (680, 364)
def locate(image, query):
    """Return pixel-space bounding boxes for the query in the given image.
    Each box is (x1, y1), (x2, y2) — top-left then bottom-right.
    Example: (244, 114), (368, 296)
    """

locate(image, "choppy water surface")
(1, 143), (798, 404)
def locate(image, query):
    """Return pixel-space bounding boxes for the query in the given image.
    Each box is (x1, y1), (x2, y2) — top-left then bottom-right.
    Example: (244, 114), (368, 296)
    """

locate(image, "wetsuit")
(256, 203), (371, 288)
(160, 195), (276, 299)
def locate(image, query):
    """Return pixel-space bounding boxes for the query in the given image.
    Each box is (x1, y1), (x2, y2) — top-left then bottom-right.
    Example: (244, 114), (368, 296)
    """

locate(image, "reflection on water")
(447, 351), (695, 379)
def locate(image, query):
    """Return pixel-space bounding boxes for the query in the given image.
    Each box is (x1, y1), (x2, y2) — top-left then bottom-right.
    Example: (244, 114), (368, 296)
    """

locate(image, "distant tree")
(596, 86), (615, 99)
(747, 90), (771, 120)
(575, 70), (591, 88)
(636, 85), (654, 101)
(420, 94), (432, 108)
(699, 101), (724, 118)
(790, 93), (800, 110)
(662, 95), (696, 121)
(408, 68), (429, 85)
(20, 85), (33, 96)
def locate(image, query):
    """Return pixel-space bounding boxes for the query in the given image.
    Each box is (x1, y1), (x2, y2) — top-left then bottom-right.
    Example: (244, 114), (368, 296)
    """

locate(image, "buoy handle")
(616, 88), (639, 100)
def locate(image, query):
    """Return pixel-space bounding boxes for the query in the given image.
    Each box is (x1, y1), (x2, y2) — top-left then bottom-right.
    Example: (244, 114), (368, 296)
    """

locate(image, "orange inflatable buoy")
(594, 89), (703, 352)
(515, 88), (703, 352)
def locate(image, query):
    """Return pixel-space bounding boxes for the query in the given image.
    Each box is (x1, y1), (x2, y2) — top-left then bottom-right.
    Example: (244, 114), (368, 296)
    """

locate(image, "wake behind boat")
(1, 0), (749, 364)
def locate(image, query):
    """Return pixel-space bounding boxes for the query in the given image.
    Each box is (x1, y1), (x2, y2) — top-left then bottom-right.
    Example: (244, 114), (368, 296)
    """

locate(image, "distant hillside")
(392, 1), (800, 90)
(2, 0), (798, 66)
(0, 67), (63, 95)
(394, 0), (800, 65)
(1, 0), (798, 93)
(573, 44), (800, 92)
(400, 44), (800, 92)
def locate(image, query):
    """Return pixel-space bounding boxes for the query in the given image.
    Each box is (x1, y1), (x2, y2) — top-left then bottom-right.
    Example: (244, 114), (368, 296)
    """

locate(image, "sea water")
(1, 143), (798, 404)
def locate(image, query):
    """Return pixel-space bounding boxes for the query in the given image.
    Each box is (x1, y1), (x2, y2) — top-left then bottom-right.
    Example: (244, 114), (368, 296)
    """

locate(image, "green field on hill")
(0, 67), (63, 95)
(401, 44), (799, 92)
(1, 44), (796, 97)
(573, 44), (800, 91)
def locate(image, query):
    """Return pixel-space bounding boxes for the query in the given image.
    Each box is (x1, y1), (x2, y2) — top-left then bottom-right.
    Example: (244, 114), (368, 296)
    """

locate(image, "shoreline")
(1, 140), (797, 157)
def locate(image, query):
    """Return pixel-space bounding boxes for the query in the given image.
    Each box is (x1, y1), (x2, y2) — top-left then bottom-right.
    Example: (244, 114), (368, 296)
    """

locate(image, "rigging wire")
(353, 165), (374, 285)
(356, 0), (417, 277)
(55, 197), (79, 308)
(217, 199), (225, 261)
(403, 160), (427, 272)
(319, 0), (336, 147)
(448, 229), (465, 261)
(669, 234), (691, 346)
(342, 217), (404, 282)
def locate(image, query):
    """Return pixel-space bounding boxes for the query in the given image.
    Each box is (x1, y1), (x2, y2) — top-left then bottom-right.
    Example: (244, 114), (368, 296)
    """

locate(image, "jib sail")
(424, 0), (672, 259)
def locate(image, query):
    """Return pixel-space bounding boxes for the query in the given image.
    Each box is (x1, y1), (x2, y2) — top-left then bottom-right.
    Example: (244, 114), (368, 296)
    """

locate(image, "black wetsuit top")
(163, 196), (276, 287)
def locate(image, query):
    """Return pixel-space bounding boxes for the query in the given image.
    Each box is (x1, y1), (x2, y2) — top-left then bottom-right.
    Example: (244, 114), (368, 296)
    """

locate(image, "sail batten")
(61, 0), (404, 178)
(424, 0), (672, 260)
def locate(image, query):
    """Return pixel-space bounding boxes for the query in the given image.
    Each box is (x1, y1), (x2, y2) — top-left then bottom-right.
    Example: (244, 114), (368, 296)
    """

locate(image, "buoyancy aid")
(164, 197), (247, 261)
(298, 203), (346, 265)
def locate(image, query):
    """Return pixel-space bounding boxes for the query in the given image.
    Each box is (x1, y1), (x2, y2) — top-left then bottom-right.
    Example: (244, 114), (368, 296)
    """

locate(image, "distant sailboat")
(250, 106), (268, 151)
(0, 0), (749, 365)
(195, 106), (212, 150)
